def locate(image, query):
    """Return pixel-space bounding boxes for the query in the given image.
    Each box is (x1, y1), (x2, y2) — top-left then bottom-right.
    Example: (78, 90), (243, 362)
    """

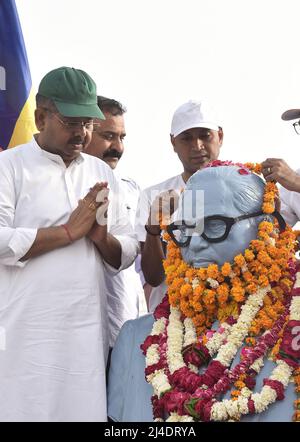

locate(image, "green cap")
(38, 67), (105, 119)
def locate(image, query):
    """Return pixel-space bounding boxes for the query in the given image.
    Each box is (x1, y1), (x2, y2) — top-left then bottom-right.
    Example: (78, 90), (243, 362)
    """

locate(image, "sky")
(16, 0), (300, 189)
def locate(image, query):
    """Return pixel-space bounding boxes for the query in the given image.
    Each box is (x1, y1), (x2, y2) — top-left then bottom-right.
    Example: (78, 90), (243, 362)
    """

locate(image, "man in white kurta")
(0, 67), (138, 421)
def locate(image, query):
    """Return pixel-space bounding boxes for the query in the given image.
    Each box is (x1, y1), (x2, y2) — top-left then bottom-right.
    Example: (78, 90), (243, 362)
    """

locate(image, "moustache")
(103, 149), (123, 160)
(68, 137), (85, 145)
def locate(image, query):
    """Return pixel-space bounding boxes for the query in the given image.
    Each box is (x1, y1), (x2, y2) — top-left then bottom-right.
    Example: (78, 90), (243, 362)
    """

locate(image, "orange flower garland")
(162, 163), (298, 338)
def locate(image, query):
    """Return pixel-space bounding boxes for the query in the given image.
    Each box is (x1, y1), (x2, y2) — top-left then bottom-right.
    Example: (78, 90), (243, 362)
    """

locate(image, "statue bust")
(108, 163), (299, 422)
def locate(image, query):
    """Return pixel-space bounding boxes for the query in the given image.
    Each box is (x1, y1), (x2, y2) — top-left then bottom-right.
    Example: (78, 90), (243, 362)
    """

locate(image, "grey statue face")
(179, 166), (265, 268)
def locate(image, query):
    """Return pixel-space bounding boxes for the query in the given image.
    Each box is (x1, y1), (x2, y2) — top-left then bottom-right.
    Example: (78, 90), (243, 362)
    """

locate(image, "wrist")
(145, 224), (161, 236)
(61, 224), (74, 243)
(89, 224), (107, 243)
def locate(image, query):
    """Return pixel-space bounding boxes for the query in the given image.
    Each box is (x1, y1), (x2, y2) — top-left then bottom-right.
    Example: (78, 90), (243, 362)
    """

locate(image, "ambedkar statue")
(108, 163), (300, 422)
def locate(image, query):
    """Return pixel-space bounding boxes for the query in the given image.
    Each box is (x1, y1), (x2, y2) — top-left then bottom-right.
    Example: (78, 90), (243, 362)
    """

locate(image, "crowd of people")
(0, 66), (299, 422)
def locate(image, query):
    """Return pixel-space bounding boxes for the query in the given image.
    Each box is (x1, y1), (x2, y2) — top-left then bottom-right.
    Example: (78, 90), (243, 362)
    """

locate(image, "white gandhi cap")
(170, 100), (221, 138)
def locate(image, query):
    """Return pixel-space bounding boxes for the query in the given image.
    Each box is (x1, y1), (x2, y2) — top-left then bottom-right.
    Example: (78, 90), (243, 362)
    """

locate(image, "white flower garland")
(146, 270), (300, 421)
(206, 322), (233, 356)
(210, 289), (298, 421)
(167, 307), (185, 374)
(215, 287), (270, 366)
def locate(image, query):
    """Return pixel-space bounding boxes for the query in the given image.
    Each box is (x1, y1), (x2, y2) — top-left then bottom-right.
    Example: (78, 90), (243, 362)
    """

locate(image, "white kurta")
(105, 175), (144, 347)
(280, 168), (300, 227)
(0, 138), (139, 422)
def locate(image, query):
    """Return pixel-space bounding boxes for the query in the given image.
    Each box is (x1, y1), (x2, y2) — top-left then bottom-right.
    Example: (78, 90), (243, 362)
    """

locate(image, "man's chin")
(103, 158), (119, 169)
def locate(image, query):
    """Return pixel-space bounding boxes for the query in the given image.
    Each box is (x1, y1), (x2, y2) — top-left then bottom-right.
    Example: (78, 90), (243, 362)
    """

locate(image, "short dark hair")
(35, 93), (57, 112)
(97, 96), (126, 116)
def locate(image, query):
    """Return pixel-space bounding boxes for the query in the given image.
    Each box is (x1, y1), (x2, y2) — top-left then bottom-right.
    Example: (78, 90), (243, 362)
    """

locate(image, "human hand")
(65, 182), (107, 241)
(88, 185), (110, 243)
(146, 189), (180, 234)
(262, 158), (300, 191)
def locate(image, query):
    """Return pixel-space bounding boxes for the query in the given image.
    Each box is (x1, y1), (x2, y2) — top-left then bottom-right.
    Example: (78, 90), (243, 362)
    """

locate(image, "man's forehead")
(178, 126), (215, 136)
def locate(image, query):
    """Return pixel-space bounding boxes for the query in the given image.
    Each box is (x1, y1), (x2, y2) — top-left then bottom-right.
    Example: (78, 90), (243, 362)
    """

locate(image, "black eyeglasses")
(167, 210), (286, 247)
(41, 108), (101, 132)
(293, 120), (300, 135)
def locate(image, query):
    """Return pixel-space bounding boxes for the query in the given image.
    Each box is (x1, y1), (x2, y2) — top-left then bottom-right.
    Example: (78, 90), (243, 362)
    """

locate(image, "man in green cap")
(0, 67), (139, 422)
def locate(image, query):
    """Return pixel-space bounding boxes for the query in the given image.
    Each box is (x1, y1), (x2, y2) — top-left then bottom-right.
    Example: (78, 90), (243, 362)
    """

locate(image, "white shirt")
(106, 175), (144, 347)
(280, 168), (300, 226)
(0, 138), (139, 422)
(135, 174), (185, 312)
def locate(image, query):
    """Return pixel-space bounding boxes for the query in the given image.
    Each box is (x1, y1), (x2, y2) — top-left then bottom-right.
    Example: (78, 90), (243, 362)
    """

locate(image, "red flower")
(194, 398), (214, 421)
(162, 390), (191, 415)
(202, 360), (227, 387)
(244, 375), (256, 390)
(248, 399), (256, 414)
(183, 343), (210, 367)
(238, 168), (249, 175)
(263, 379), (285, 400)
(140, 335), (160, 355)
(145, 360), (165, 377)
(169, 367), (202, 393)
(154, 295), (170, 320)
(152, 395), (164, 419)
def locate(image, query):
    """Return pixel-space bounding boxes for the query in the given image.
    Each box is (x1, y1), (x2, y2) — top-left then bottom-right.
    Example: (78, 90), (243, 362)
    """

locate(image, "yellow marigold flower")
(246, 282), (258, 294)
(234, 254), (246, 267)
(262, 202), (275, 214)
(185, 269), (196, 279)
(193, 313), (206, 326)
(250, 239), (265, 251)
(243, 271), (254, 283)
(197, 268), (207, 281)
(231, 286), (245, 302)
(257, 250), (272, 265)
(258, 275), (269, 287)
(203, 289), (216, 305)
(180, 284), (192, 296)
(244, 249), (255, 262)
(259, 221), (274, 233)
(234, 381), (246, 389)
(221, 262), (232, 276)
(207, 264), (219, 279)
(217, 283), (229, 295)
(244, 162), (262, 174)
(245, 337), (256, 346)
(191, 301), (203, 312)
(193, 285), (204, 297)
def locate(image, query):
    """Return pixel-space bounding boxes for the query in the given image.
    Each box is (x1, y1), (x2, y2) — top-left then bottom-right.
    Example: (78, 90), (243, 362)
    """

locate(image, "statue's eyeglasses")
(166, 210), (286, 248)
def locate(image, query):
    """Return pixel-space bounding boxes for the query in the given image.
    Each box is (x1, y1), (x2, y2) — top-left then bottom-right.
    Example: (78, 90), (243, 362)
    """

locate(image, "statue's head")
(168, 165), (284, 268)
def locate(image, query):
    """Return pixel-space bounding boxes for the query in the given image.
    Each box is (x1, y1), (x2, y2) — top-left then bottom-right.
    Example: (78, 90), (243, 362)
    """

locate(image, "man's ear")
(170, 134), (176, 152)
(34, 108), (47, 131)
(218, 127), (224, 146)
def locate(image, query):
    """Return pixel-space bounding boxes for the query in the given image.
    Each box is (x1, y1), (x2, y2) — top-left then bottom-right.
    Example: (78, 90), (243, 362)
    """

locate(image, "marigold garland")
(143, 160), (300, 422)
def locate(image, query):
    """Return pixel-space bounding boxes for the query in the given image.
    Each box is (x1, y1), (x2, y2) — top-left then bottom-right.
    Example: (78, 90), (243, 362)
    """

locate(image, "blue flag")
(0, 0), (35, 150)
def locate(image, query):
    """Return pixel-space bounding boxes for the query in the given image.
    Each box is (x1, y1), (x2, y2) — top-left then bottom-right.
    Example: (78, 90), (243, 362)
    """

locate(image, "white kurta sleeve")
(105, 176), (139, 274)
(0, 160), (37, 267)
(134, 188), (151, 243)
(279, 186), (299, 227)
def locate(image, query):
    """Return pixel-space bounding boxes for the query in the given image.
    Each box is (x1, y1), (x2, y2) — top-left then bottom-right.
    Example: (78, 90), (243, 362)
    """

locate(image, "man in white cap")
(262, 107), (300, 226)
(135, 100), (223, 312)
